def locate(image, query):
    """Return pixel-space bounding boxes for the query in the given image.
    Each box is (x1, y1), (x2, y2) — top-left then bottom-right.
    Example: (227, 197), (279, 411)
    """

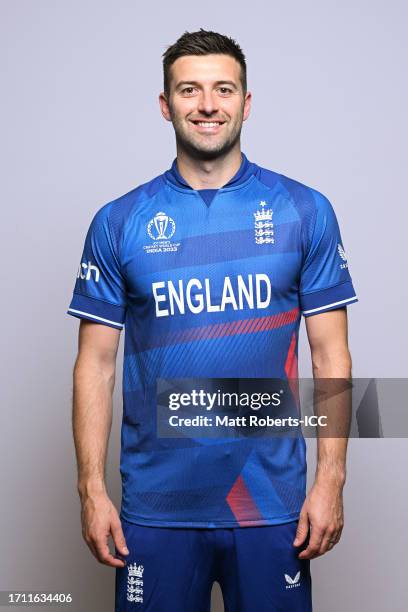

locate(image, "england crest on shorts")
(127, 563), (144, 604)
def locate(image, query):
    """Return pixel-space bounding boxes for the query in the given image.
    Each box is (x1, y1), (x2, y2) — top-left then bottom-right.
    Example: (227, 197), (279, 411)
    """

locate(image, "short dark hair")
(162, 29), (247, 96)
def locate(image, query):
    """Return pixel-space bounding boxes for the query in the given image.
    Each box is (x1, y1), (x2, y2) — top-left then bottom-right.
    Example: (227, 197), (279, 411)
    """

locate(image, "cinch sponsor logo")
(77, 261), (100, 282)
(151, 273), (272, 318)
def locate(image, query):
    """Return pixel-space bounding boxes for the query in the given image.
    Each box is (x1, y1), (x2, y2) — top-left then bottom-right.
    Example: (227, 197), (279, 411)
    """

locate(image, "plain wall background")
(1, 0), (407, 610)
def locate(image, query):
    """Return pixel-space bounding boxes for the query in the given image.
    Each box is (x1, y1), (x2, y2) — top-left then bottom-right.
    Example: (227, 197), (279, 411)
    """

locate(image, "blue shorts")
(115, 519), (312, 611)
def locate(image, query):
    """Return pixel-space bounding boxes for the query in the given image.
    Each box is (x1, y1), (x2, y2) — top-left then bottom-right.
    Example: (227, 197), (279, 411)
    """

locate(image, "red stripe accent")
(241, 317), (253, 335)
(234, 318), (245, 336)
(285, 331), (298, 378)
(226, 475), (264, 526)
(285, 331), (300, 411)
(145, 308), (299, 350)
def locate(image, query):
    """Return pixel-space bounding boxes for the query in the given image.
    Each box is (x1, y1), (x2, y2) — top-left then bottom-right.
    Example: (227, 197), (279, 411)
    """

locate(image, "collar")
(164, 152), (256, 191)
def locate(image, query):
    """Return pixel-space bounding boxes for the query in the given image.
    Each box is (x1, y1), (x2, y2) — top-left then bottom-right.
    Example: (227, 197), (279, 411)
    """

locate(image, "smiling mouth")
(190, 120), (226, 128)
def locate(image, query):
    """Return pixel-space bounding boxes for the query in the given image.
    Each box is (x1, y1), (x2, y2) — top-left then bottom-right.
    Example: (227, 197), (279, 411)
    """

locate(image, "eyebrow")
(175, 80), (238, 91)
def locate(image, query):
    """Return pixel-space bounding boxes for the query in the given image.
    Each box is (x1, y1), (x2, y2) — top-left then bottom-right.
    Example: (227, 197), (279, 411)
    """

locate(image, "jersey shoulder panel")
(254, 164), (329, 255)
(96, 173), (166, 259)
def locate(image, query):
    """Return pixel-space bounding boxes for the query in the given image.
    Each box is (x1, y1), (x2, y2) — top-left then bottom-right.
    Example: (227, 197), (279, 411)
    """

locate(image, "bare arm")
(72, 319), (128, 568)
(294, 307), (352, 559)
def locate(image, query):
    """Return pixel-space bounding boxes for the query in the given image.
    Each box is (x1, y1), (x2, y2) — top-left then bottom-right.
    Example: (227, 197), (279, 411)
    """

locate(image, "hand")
(80, 491), (129, 568)
(293, 479), (344, 560)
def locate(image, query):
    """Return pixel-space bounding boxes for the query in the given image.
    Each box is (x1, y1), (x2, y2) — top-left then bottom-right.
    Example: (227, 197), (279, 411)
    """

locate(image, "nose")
(197, 89), (219, 115)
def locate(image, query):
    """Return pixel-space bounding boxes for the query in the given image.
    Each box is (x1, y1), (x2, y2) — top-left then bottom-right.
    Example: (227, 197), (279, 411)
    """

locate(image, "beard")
(169, 105), (244, 161)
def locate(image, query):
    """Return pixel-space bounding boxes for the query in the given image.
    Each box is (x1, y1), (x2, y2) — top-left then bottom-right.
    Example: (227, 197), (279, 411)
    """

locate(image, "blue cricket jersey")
(67, 153), (358, 527)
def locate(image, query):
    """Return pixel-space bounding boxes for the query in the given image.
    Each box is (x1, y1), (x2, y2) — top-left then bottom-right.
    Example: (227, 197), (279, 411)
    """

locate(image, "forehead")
(169, 54), (241, 84)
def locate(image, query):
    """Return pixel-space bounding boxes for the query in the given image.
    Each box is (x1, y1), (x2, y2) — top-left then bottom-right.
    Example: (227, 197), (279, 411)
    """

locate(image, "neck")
(175, 145), (242, 190)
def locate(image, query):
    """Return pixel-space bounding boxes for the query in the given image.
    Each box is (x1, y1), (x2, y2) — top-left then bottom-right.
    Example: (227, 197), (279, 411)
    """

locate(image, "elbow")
(73, 353), (117, 391)
(311, 349), (353, 378)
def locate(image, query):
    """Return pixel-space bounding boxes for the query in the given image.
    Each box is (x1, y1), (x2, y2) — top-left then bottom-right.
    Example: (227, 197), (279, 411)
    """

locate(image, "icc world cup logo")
(147, 212), (176, 241)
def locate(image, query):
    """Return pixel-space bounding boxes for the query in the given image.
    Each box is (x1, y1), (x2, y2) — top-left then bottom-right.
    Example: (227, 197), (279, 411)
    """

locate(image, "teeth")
(196, 122), (220, 127)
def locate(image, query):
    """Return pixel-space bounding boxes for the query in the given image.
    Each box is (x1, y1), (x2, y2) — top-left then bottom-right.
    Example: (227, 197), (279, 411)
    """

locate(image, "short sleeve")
(67, 204), (127, 329)
(299, 194), (358, 317)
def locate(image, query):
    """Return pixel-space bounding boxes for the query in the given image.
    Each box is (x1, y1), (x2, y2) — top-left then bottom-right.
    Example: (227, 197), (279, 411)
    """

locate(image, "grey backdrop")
(1, 0), (407, 610)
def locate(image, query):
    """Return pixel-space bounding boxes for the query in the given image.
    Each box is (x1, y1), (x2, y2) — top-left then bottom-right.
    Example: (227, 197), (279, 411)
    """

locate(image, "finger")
(94, 536), (126, 568)
(334, 524), (343, 544)
(329, 527), (343, 547)
(111, 520), (129, 557)
(319, 530), (337, 556)
(293, 513), (309, 547)
(82, 526), (100, 559)
(298, 543), (322, 560)
(298, 526), (324, 560)
(83, 534), (99, 560)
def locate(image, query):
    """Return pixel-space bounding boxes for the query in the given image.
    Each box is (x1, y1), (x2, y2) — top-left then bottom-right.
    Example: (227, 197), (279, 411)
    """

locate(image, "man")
(68, 29), (358, 612)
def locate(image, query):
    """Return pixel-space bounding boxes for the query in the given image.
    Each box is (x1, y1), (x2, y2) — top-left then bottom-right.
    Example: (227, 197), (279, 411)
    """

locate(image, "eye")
(218, 87), (233, 95)
(181, 87), (197, 95)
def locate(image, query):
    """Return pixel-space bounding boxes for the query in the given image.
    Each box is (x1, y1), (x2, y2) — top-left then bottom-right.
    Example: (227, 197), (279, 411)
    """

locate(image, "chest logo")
(254, 200), (274, 244)
(144, 211), (180, 254)
(147, 211), (176, 241)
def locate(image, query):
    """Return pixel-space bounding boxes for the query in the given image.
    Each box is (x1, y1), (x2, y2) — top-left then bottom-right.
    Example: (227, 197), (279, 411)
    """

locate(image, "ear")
(243, 90), (252, 122)
(159, 92), (172, 122)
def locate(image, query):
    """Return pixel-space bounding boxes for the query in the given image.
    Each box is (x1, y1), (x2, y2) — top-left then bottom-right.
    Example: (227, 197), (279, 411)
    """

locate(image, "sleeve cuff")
(300, 280), (358, 317)
(67, 293), (126, 329)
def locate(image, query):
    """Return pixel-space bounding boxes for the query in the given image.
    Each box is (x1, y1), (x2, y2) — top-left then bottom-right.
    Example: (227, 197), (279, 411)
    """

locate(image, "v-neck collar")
(164, 152), (256, 195)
